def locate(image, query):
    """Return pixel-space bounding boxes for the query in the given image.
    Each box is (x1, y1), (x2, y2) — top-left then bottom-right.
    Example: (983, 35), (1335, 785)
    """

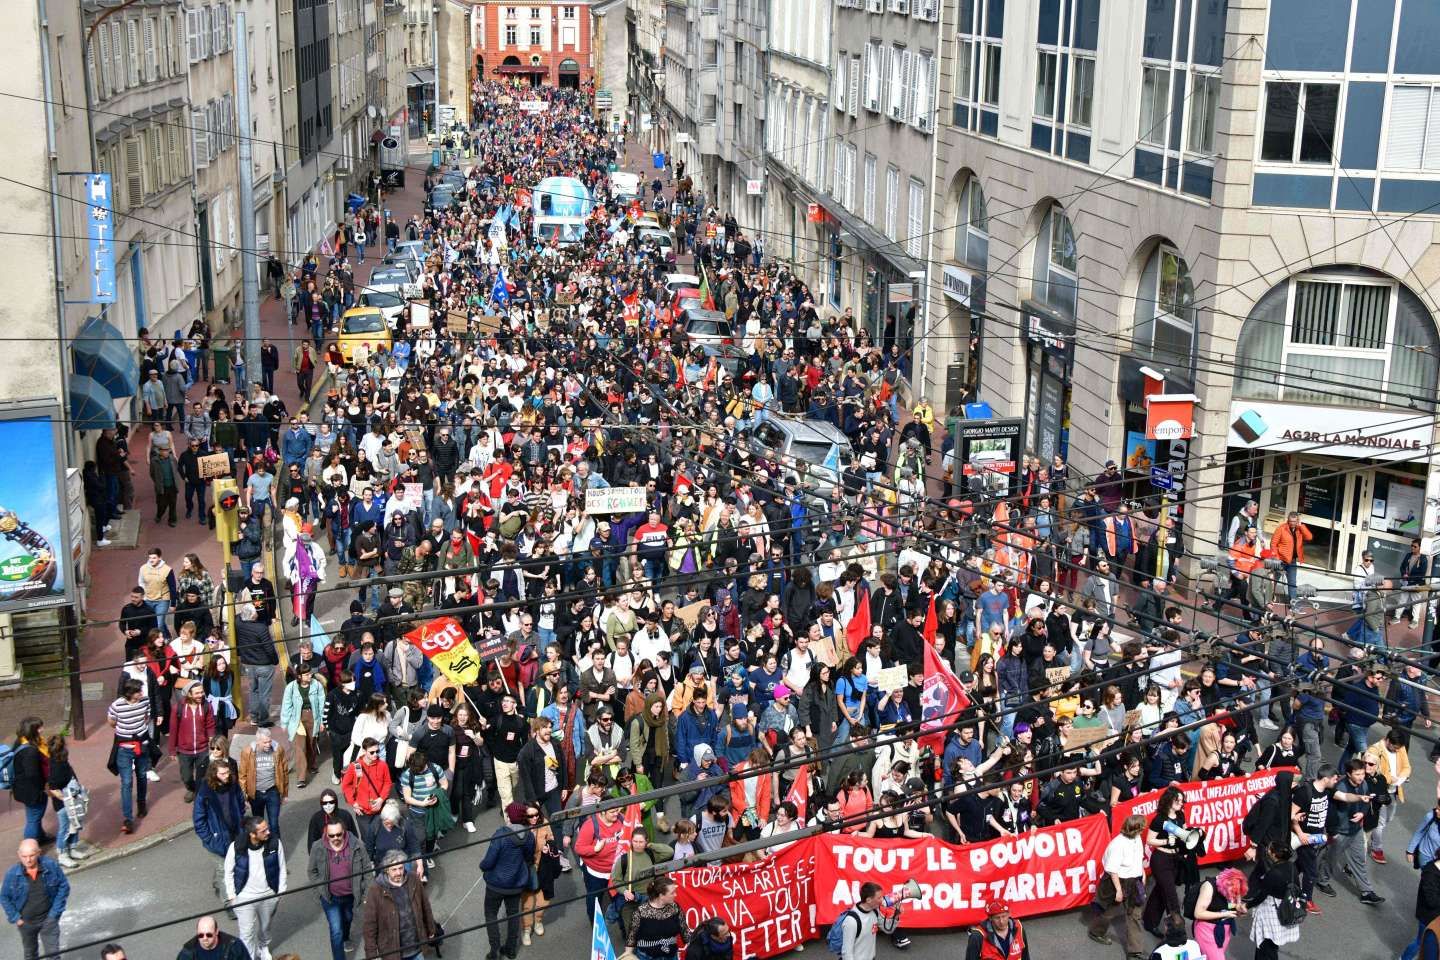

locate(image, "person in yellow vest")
(137, 548), (178, 639)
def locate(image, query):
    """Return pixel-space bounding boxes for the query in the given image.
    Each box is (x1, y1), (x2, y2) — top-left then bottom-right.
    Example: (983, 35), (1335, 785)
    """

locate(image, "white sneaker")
(96, 539), (112, 547)
(69, 845), (89, 860)
(57, 853), (77, 869)
(331, 775), (341, 785)
(463, 821), (476, 833)
(559, 858), (572, 873)
(522, 931), (532, 946)
(1258, 718), (1279, 730)
(146, 770), (161, 782)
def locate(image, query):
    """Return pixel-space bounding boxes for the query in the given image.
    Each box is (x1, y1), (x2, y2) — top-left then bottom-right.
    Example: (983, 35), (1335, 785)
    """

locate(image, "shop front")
(1223, 399), (1436, 576)
(1021, 302), (1075, 462)
(941, 263), (987, 411)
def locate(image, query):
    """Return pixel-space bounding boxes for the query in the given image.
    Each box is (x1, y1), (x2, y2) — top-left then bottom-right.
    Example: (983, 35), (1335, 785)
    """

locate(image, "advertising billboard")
(955, 418), (1024, 498)
(0, 405), (73, 613)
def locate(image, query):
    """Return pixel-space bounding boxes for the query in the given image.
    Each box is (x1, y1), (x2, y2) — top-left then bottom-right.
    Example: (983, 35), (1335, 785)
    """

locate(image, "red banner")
(1110, 767), (1294, 866)
(672, 816), (1106, 957)
(810, 815), (1107, 928)
(672, 842), (817, 960)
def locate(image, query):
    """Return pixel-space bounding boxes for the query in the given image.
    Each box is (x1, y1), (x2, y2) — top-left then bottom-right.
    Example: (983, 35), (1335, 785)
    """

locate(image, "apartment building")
(657, 0), (768, 224)
(626, 0), (664, 149)
(235, 0), (287, 267)
(762, 0), (832, 295)
(185, 1), (243, 329)
(929, 0), (1440, 570)
(474, 2), (592, 89)
(821, 0), (942, 374)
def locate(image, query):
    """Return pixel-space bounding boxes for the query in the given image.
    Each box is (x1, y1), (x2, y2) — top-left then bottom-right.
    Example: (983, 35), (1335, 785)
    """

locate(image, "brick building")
(473, 2), (592, 88)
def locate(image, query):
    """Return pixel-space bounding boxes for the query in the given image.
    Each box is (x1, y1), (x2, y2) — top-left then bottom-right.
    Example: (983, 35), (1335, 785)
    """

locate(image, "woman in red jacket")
(573, 804), (627, 920)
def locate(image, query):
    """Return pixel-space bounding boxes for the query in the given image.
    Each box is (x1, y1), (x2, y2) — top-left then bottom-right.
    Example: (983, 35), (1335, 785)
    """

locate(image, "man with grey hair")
(367, 800), (425, 884)
(363, 850), (437, 960)
(235, 601), (279, 728)
(1226, 500), (1262, 552)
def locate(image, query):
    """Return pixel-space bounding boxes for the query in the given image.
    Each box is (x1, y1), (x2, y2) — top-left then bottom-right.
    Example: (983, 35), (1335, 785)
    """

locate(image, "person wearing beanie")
(965, 901), (1029, 960)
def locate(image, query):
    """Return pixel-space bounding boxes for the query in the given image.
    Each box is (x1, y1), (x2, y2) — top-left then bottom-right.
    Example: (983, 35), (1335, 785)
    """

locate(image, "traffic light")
(213, 477), (241, 553)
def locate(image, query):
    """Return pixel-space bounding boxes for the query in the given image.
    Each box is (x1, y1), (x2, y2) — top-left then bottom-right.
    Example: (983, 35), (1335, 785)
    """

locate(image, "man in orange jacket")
(1270, 511), (1314, 602)
(1228, 526), (1262, 615)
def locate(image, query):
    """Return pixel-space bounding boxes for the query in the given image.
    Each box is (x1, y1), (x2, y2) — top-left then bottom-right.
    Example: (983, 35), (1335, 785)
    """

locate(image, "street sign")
(746, 178), (763, 195)
(1150, 465), (1175, 490)
(84, 174), (116, 303)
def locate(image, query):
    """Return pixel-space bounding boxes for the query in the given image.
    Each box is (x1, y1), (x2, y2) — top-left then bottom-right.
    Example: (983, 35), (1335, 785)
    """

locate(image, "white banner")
(585, 486), (648, 515)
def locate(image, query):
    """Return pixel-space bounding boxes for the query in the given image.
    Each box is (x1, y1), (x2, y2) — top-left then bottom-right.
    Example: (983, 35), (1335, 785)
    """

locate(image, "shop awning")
(496, 64), (547, 75)
(68, 374), (117, 431)
(70, 316), (138, 400)
(408, 68), (436, 86)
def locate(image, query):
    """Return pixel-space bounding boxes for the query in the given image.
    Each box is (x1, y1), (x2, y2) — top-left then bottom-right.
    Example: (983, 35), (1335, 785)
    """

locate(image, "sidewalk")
(0, 158), (430, 865)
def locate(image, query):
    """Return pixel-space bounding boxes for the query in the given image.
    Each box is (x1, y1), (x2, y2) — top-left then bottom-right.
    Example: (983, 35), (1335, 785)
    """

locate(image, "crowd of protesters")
(14, 79), (1440, 960)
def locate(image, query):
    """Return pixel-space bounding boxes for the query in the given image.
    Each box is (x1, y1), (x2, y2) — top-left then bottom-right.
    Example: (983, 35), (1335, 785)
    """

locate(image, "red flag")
(784, 766), (810, 820)
(844, 583), (871, 655)
(922, 594), (937, 645)
(919, 642), (970, 751)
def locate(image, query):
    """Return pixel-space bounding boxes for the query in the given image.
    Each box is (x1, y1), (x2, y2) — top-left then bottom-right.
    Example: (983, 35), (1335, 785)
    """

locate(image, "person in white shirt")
(223, 816), (287, 960)
(1088, 814), (1146, 955)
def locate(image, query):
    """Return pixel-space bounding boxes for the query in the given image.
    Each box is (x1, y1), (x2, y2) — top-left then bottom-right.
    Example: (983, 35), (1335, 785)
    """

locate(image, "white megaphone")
(882, 879), (924, 908)
(1163, 821), (1206, 852)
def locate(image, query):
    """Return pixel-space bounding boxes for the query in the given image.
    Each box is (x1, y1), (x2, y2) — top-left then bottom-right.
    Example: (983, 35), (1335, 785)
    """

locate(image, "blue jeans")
(321, 895), (356, 960)
(1284, 561), (1299, 600)
(251, 785), (282, 837)
(115, 742), (150, 822)
(55, 803), (76, 853)
(22, 800), (46, 841)
(147, 598), (172, 638)
(1339, 721), (1371, 770)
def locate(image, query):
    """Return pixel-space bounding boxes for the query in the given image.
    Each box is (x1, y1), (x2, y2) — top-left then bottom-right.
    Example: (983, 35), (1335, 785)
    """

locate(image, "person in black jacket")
(10, 717), (50, 844)
(176, 917), (250, 960)
(235, 602), (279, 727)
(325, 674), (361, 784)
(1245, 841), (1300, 960)
(514, 717), (557, 814)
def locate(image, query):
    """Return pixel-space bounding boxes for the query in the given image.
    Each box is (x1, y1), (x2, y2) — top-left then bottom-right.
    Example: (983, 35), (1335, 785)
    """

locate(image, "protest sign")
(407, 616), (484, 685)
(675, 599), (710, 629)
(672, 842), (817, 960)
(1045, 665), (1071, 685)
(198, 453), (231, 479)
(402, 483), (424, 509)
(867, 664), (909, 692)
(809, 815), (1106, 928)
(1111, 767), (1292, 866)
(585, 485), (647, 514)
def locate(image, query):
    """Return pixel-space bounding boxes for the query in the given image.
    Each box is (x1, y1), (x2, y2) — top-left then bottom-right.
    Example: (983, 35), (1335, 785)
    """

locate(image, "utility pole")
(234, 11), (261, 376)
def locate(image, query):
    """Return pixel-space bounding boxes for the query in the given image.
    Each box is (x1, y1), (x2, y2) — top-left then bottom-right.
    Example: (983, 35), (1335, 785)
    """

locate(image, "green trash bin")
(213, 344), (232, 383)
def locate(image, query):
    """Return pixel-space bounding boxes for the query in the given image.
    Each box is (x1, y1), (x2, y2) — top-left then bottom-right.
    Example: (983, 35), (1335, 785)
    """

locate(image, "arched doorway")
(1225, 266), (1440, 577)
(1021, 201), (1079, 461)
(940, 172), (989, 411)
(558, 58), (580, 90)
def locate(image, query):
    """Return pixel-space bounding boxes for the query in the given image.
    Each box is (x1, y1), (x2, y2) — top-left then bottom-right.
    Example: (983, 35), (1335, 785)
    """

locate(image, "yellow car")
(338, 307), (391, 364)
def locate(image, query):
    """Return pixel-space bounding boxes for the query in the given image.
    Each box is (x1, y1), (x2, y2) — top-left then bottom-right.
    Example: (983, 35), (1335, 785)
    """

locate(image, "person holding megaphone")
(1143, 785), (1200, 938)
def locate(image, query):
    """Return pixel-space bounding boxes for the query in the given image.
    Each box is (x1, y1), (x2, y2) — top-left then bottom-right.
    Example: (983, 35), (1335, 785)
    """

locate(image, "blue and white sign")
(85, 173), (116, 303)
(1149, 465), (1175, 490)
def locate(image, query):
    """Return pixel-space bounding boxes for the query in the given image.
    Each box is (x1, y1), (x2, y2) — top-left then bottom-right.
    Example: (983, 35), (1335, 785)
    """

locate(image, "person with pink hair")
(1192, 867), (1249, 959)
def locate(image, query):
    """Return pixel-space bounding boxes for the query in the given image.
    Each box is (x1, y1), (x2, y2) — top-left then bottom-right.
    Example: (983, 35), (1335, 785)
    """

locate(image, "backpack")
(1242, 789), (1275, 845)
(0, 743), (17, 790)
(826, 909), (861, 955)
(1275, 880), (1308, 926)
(1182, 878), (1208, 920)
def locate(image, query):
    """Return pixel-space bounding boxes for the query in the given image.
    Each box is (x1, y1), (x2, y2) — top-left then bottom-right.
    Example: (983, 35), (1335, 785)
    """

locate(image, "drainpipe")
(39, 0), (74, 461)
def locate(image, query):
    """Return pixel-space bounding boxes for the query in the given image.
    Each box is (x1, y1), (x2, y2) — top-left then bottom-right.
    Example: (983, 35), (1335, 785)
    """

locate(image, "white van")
(610, 171), (642, 205)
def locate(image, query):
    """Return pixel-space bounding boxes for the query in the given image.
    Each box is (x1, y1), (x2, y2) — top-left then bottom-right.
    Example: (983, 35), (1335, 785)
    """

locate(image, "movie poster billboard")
(0, 405), (73, 613)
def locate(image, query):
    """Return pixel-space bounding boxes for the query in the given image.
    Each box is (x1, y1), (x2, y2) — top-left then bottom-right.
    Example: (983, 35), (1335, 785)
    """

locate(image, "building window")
(888, 44), (907, 119)
(505, 24), (517, 46)
(1138, 64), (1169, 147)
(885, 165), (899, 239)
(1034, 50), (1058, 119)
(907, 178), (924, 257)
(1033, 203), (1078, 317)
(912, 51), (934, 128)
(702, 40), (718, 69)
(562, 5), (576, 17)
(863, 41), (882, 112)
(530, 26), (541, 46)
(834, 53), (847, 110)
(701, 94), (718, 123)
(954, 177), (988, 269)
(1069, 54), (1094, 128)
(1385, 84), (1440, 171)
(1133, 245), (1195, 369)
(1188, 71), (1220, 155)
(1260, 81), (1339, 164)
(863, 153), (877, 222)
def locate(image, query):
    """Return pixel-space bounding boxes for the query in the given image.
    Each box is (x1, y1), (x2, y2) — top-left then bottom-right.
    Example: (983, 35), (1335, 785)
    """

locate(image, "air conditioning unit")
(917, 113), (931, 132)
(867, 95), (879, 112)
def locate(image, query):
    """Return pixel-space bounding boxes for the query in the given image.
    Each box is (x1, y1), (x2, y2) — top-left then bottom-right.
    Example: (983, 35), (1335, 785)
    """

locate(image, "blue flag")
(590, 906), (617, 960)
(492, 268), (511, 308)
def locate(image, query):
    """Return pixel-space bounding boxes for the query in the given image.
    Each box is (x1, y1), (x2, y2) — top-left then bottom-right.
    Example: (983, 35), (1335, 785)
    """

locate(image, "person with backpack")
(827, 881), (901, 960)
(479, 803), (536, 960)
(963, 900), (1029, 960)
(7, 718), (49, 844)
(1244, 840), (1302, 960)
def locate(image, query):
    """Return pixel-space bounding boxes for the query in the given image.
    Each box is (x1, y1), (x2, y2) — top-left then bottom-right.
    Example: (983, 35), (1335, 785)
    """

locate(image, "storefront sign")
(1145, 393), (1197, 440)
(1227, 400), (1433, 461)
(746, 178), (764, 195)
(942, 264), (973, 308)
(85, 174), (116, 303)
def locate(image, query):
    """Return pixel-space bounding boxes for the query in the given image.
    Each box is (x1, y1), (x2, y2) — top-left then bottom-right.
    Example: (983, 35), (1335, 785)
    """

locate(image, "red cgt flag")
(919, 641), (970, 751)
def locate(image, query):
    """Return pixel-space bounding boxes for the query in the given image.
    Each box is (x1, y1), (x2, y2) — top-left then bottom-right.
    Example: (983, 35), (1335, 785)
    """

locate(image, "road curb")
(68, 818), (191, 873)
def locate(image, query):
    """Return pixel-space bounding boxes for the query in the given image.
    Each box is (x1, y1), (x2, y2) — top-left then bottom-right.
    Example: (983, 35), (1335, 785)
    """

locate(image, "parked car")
(337, 307), (391, 363)
(746, 417), (854, 486)
(676, 307), (733, 349)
